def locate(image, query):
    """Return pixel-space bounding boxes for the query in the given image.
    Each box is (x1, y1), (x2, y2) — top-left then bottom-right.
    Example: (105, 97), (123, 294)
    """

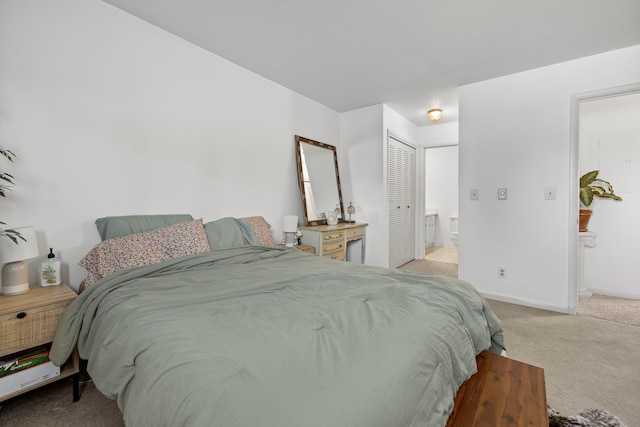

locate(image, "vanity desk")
(300, 223), (367, 263)
(294, 135), (367, 263)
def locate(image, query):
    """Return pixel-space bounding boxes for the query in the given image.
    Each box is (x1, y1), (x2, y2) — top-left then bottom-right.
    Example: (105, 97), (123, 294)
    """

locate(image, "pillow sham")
(204, 217), (257, 250)
(95, 214), (194, 241)
(80, 219), (211, 281)
(240, 216), (277, 247)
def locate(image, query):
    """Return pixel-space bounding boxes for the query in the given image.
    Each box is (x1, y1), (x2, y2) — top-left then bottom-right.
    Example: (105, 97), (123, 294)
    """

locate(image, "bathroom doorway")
(424, 145), (459, 269)
(571, 86), (640, 314)
(578, 93), (640, 297)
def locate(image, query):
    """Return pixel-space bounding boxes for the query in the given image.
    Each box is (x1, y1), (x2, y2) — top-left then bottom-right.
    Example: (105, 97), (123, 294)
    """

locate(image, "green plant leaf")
(0, 149), (16, 162)
(1, 228), (26, 244)
(1, 149), (20, 241)
(596, 192), (623, 201)
(579, 170), (622, 206)
(580, 186), (594, 206)
(580, 170), (599, 187)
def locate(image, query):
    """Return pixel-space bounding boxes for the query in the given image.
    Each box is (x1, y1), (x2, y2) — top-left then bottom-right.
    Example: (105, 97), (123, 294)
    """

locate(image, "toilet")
(449, 216), (459, 252)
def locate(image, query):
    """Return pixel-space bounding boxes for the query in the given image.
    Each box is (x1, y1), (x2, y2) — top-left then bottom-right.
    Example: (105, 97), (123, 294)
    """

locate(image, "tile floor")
(425, 246), (458, 264)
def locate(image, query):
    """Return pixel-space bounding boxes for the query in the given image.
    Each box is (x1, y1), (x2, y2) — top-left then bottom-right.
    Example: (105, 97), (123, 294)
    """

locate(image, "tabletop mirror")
(295, 135), (345, 226)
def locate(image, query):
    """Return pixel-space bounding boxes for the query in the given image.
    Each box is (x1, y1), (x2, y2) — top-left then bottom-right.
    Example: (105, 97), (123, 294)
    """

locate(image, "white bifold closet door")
(388, 136), (416, 268)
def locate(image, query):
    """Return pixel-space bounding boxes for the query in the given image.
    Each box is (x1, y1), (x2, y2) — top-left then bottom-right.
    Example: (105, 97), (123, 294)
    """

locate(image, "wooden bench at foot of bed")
(446, 350), (548, 427)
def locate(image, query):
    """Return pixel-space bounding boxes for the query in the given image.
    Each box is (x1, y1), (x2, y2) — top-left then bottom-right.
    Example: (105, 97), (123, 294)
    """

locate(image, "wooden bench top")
(446, 351), (548, 427)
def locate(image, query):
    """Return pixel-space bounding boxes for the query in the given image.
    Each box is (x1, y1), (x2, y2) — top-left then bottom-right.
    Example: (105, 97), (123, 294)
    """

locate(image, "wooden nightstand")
(0, 284), (80, 403)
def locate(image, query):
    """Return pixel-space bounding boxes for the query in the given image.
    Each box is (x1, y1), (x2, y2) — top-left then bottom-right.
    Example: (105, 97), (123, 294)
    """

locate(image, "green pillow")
(95, 214), (194, 241)
(204, 217), (258, 250)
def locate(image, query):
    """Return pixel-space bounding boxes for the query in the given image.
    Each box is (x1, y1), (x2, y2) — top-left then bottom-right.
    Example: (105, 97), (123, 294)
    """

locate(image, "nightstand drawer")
(0, 300), (72, 354)
(0, 284), (80, 403)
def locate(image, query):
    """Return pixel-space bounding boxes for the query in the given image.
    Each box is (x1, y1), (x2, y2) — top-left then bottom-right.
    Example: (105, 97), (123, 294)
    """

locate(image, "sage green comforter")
(51, 246), (504, 427)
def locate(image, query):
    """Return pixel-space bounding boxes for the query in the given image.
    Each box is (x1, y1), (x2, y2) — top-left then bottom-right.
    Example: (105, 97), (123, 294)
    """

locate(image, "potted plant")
(1, 148), (25, 244)
(579, 170), (623, 232)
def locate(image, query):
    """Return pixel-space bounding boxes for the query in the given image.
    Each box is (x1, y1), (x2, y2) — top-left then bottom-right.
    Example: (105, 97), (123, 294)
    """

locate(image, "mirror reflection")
(295, 136), (344, 226)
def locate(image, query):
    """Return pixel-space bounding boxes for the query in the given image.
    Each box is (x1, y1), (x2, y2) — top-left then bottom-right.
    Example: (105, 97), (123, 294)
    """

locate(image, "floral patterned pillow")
(147, 219), (212, 258)
(240, 216), (277, 247)
(80, 219), (211, 282)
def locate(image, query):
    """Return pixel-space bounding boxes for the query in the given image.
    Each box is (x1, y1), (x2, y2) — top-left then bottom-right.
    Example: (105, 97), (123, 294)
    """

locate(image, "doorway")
(424, 145), (459, 266)
(570, 84), (640, 314)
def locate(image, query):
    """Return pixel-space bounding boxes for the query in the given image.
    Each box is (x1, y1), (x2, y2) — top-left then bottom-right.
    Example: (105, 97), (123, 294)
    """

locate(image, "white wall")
(425, 146), (459, 248)
(340, 104), (420, 267)
(579, 93), (640, 298)
(459, 45), (640, 312)
(416, 122), (459, 148)
(0, 0), (340, 291)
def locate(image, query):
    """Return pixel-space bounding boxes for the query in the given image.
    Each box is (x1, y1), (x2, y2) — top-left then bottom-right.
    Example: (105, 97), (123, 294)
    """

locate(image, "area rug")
(548, 406), (628, 427)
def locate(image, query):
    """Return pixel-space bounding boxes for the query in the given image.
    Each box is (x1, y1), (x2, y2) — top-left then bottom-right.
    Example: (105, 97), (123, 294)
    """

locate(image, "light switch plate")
(544, 187), (556, 200)
(498, 188), (507, 200)
(470, 189), (479, 200)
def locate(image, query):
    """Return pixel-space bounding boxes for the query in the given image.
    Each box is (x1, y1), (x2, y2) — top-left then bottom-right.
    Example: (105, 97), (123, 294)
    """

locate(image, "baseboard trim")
(481, 292), (570, 314)
(585, 288), (640, 300)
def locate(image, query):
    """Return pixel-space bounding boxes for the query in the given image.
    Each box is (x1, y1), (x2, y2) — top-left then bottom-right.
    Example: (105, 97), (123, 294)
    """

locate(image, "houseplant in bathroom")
(579, 170), (623, 232)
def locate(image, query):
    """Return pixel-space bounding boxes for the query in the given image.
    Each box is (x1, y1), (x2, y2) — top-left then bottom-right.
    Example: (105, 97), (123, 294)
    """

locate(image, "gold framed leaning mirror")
(295, 135), (345, 226)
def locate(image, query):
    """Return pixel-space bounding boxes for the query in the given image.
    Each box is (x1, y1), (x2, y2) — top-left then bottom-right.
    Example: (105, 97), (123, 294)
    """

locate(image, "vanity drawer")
(322, 240), (344, 253)
(322, 231), (344, 242)
(346, 227), (364, 240)
(323, 248), (346, 261)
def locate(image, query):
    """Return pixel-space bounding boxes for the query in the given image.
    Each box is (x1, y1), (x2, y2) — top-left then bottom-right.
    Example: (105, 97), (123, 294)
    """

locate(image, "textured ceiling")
(102, 0), (640, 126)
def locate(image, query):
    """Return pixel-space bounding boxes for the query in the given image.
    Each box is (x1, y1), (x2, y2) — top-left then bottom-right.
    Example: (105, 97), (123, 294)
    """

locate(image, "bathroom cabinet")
(425, 214), (437, 248)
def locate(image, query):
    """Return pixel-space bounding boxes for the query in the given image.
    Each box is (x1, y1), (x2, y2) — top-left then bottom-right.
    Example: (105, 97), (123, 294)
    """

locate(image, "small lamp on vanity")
(282, 215), (298, 247)
(0, 226), (39, 296)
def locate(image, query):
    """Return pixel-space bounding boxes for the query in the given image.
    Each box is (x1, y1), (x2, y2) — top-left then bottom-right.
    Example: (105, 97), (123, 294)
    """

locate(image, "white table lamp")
(0, 226), (39, 296)
(282, 215), (298, 247)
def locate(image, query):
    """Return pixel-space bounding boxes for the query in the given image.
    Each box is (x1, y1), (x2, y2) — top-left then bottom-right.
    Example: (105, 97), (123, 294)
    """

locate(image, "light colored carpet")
(579, 294), (640, 326)
(399, 258), (638, 425)
(489, 300), (639, 427)
(400, 246), (459, 278)
(401, 256), (640, 328)
(0, 378), (123, 426)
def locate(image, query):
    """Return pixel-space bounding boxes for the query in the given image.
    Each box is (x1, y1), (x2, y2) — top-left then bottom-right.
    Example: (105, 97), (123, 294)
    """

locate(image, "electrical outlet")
(470, 188), (479, 200)
(498, 267), (507, 278)
(498, 188), (507, 200)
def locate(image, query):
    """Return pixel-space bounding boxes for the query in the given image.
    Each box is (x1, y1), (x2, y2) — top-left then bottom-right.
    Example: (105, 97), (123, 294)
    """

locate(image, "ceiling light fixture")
(427, 108), (442, 121)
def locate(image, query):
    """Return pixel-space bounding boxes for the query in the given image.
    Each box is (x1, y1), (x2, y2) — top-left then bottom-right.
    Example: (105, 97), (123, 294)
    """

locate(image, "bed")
(50, 215), (504, 427)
